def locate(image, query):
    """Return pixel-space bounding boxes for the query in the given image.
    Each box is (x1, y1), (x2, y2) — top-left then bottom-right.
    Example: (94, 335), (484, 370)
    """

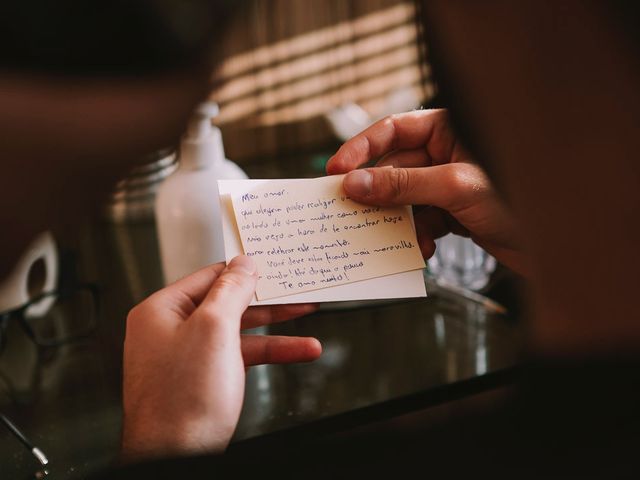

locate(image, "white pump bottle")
(155, 102), (247, 285)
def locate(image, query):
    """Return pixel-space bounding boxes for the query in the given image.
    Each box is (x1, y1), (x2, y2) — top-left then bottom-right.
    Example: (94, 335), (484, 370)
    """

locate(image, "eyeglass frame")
(0, 282), (100, 352)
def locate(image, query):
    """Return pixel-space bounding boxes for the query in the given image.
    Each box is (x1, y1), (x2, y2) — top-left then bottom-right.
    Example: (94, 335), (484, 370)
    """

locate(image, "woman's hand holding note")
(327, 109), (527, 275)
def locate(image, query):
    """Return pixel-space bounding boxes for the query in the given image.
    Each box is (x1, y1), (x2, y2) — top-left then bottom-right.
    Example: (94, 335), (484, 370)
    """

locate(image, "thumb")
(342, 164), (487, 212)
(193, 255), (258, 333)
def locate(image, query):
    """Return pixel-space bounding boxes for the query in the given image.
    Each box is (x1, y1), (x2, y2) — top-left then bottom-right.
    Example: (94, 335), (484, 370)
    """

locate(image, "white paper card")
(219, 178), (427, 306)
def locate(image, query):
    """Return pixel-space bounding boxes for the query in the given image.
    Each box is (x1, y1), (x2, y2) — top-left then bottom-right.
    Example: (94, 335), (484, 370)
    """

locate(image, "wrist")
(120, 413), (229, 463)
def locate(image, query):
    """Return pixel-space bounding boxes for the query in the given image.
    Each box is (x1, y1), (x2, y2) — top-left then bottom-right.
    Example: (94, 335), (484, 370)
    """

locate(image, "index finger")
(139, 263), (226, 322)
(326, 109), (454, 174)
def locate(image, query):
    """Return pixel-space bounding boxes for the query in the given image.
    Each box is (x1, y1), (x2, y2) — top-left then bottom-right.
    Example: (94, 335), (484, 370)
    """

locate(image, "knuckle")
(449, 164), (487, 194)
(383, 115), (399, 149)
(341, 144), (360, 169)
(126, 289), (165, 320)
(443, 164), (489, 211)
(445, 165), (467, 189)
(126, 302), (148, 325)
(215, 272), (249, 292)
(194, 303), (225, 326)
(387, 114), (401, 126)
(387, 167), (411, 200)
(194, 271), (254, 324)
(125, 304), (150, 339)
(381, 114), (396, 126)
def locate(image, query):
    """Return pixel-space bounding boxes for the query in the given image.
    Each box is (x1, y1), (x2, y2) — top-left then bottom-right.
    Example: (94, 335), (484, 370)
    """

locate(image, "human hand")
(326, 109), (526, 274)
(121, 256), (321, 460)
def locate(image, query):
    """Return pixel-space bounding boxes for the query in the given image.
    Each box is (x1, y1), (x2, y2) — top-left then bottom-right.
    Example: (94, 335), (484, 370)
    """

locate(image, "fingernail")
(230, 255), (256, 275)
(344, 170), (372, 197)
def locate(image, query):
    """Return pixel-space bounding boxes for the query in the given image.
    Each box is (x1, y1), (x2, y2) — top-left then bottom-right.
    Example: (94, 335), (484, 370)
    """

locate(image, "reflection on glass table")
(234, 294), (519, 446)
(428, 234), (497, 292)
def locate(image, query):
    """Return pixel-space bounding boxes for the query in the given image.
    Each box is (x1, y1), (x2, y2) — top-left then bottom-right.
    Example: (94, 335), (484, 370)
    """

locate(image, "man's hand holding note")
(219, 175), (426, 305)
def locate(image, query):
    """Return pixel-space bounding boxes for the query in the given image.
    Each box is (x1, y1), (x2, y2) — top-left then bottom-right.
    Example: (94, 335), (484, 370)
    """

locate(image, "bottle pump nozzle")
(186, 102), (219, 140)
(180, 101), (225, 169)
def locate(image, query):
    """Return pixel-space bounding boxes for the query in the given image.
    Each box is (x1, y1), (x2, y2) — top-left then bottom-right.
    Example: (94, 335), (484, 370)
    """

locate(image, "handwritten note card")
(229, 175), (425, 301)
(218, 180), (426, 306)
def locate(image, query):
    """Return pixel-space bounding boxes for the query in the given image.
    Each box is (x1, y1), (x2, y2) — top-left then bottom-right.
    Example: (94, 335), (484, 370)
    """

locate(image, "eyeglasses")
(0, 283), (99, 354)
(0, 283), (99, 478)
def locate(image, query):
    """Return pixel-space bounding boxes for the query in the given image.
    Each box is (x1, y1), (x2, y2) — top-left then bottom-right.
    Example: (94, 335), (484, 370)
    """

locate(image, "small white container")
(155, 102), (247, 285)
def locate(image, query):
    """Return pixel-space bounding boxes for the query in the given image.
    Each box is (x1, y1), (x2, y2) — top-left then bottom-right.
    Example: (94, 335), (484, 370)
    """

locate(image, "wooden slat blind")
(209, 0), (433, 163)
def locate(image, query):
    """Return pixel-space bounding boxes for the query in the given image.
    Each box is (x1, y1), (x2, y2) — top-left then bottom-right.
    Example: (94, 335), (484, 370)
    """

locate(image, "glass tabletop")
(0, 154), (523, 479)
